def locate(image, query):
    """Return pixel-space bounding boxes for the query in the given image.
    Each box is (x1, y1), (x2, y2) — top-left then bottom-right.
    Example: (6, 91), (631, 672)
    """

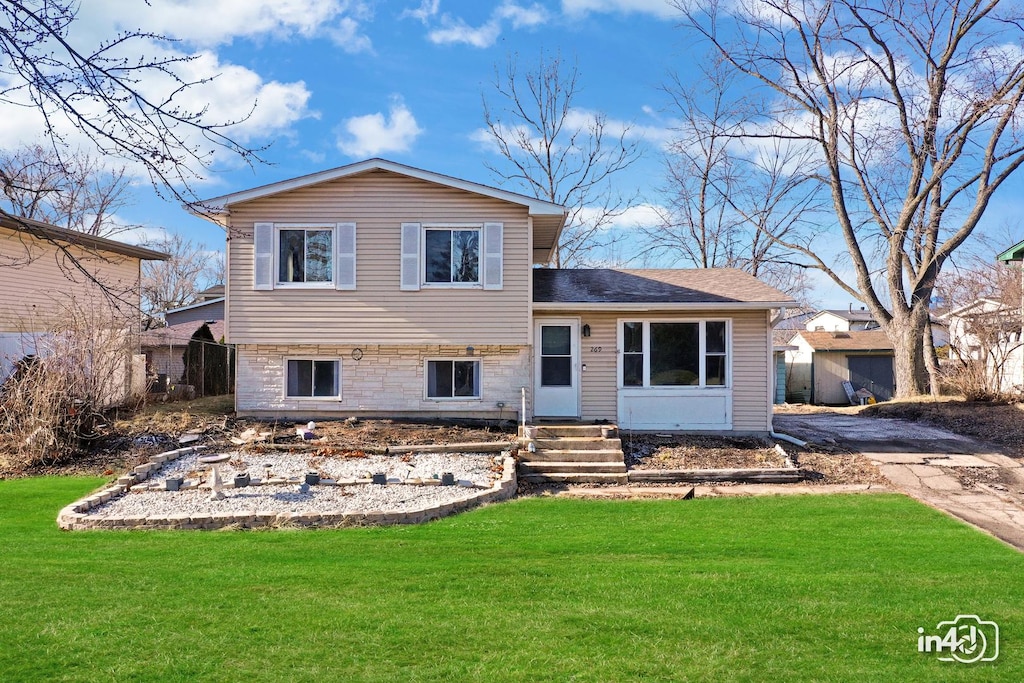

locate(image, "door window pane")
(541, 326), (571, 355)
(650, 323), (699, 386)
(541, 357), (572, 386)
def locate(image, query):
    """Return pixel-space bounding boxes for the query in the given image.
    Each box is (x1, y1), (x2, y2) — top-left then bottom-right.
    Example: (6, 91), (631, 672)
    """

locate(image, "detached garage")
(785, 330), (895, 404)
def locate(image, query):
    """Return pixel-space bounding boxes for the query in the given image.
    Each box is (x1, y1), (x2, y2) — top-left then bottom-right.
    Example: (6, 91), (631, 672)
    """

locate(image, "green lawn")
(1, 479), (1021, 682)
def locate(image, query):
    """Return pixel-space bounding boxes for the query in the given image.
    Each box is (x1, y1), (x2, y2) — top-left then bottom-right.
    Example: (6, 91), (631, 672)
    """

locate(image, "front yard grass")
(2, 479), (1022, 681)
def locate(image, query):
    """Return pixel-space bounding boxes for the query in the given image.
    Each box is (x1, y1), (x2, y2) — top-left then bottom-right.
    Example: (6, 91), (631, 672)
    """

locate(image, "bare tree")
(679, 0), (1024, 398)
(644, 62), (823, 298)
(1, 145), (137, 237)
(482, 51), (641, 267)
(0, 0), (262, 302)
(140, 234), (219, 327)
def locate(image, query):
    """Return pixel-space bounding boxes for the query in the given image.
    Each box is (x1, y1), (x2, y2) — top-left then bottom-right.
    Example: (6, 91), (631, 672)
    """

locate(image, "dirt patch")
(861, 399), (1024, 456)
(0, 396), (516, 479)
(626, 434), (784, 469)
(621, 433), (884, 485)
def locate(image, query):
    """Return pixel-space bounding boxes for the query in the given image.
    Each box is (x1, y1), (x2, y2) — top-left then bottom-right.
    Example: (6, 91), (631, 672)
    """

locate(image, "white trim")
(533, 301), (795, 311)
(164, 297), (224, 316)
(195, 158), (567, 216)
(284, 357), (342, 400)
(423, 357), (483, 401)
(421, 226), (482, 288)
(533, 318), (581, 418)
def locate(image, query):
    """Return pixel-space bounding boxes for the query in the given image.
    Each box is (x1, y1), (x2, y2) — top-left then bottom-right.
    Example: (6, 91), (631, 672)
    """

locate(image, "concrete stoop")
(518, 424), (627, 484)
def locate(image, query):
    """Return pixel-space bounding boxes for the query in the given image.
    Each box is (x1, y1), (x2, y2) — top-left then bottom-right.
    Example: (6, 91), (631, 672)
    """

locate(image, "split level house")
(192, 159), (795, 434)
(0, 214), (168, 403)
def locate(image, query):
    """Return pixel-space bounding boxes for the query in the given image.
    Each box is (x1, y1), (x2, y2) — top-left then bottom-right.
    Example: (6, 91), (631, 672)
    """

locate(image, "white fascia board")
(532, 301), (797, 312)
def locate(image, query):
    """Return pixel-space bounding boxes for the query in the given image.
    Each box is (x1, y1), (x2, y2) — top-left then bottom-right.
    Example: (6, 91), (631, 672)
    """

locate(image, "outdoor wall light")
(582, 324), (591, 337)
(466, 346), (475, 356)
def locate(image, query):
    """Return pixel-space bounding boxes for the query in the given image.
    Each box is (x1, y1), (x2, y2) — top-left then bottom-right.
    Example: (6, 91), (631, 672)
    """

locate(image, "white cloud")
(401, 0), (441, 24)
(561, 0), (678, 19)
(425, 1), (549, 48)
(578, 203), (665, 231)
(84, 0), (374, 52)
(336, 99), (423, 157)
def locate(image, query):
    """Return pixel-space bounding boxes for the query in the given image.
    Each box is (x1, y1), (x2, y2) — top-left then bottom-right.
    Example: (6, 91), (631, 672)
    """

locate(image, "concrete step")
(525, 425), (613, 438)
(521, 449), (626, 463)
(534, 437), (621, 451)
(518, 461), (628, 474)
(520, 472), (629, 485)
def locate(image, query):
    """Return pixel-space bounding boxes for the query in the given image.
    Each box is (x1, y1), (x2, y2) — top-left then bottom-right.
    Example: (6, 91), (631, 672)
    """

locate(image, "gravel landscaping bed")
(159, 450), (499, 486)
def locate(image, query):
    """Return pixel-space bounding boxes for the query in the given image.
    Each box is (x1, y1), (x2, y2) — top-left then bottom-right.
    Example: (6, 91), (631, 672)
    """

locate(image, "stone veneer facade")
(235, 344), (531, 418)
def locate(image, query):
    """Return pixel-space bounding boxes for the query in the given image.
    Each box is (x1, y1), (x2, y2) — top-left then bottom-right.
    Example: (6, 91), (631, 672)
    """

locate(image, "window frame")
(284, 357), (342, 400)
(616, 319), (731, 389)
(274, 223), (336, 288)
(421, 223), (483, 288)
(423, 357), (483, 400)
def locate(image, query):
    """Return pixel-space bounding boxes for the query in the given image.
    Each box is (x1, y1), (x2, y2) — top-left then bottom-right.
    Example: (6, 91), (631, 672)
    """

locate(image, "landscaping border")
(57, 445), (517, 531)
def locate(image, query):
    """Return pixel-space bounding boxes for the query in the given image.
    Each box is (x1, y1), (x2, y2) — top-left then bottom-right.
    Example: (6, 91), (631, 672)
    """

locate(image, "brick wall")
(236, 343), (531, 418)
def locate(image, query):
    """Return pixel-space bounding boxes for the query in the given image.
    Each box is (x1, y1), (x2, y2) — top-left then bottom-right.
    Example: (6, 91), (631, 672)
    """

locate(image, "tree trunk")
(885, 309), (930, 398)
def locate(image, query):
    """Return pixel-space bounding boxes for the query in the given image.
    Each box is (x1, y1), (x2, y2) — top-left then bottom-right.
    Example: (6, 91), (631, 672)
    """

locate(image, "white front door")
(534, 319), (579, 418)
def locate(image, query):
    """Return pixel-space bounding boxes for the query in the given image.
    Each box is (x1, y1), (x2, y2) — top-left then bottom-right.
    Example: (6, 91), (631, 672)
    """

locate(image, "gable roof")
(998, 239), (1024, 262)
(164, 297), (225, 317)
(0, 214), (169, 261)
(533, 268), (796, 309)
(189, 158), (569, 262)
(940, 297), (1011, 319)
(795, 330), (893, 352)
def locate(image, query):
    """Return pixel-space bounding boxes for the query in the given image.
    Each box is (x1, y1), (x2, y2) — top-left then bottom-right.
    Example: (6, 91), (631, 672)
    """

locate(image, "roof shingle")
(796, 330), (893, 351)
(533, 268), (795, 306)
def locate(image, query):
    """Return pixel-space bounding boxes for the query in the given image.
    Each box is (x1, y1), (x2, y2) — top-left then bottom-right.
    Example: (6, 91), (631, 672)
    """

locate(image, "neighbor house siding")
(226, 170), (531, 346)
(0, 225), (141, 331)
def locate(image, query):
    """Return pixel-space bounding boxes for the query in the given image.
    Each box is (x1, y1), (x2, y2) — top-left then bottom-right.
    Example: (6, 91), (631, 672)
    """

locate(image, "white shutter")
(253, 222), (274, 290)
(482, 222), (503, 290)
(335, 222), (356, 290)
(400, 222), (421, 291)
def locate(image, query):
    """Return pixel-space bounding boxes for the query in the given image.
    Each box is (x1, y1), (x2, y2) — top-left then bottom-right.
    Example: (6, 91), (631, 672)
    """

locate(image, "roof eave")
(997, 239), (1024, 262)
(533, 300), (796, 311)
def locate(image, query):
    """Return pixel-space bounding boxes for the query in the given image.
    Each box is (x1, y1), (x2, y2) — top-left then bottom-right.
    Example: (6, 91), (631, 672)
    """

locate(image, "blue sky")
(2, 0), (1022, 308)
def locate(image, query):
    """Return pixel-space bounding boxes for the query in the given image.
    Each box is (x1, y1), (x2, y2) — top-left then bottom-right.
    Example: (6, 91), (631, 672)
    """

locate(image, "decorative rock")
(371, 473), (387, 485)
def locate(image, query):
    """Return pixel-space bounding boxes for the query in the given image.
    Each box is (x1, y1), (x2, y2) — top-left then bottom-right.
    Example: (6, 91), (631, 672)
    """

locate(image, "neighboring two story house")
(192, 159), (794, 434)
(0, 214), (168, 402)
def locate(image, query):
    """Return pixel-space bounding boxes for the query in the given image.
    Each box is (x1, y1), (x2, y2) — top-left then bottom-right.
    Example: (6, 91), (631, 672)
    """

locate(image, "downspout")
(768, 306), (808, 448)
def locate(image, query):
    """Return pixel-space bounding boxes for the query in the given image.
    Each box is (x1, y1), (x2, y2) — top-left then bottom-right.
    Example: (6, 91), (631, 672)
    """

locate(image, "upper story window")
(425, 228), (480, 285)
(279, 228), (332, 284)
(252, 222), (356, 291)
(400, 222), (503, 292)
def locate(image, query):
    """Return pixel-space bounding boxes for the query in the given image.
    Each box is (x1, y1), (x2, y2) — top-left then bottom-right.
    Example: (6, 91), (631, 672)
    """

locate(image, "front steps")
(518, 424), (627, 484)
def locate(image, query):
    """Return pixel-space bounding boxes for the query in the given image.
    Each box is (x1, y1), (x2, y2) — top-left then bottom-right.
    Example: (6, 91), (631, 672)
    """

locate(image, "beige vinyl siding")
(537, 309), (771, 432)
(730, 311), (770, 432)
(0, 226), (141, 332)
(227, 170), (531, 346)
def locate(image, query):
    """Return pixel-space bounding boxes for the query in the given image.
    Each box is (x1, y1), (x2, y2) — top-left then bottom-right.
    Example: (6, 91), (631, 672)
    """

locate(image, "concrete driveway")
(775, 412), (1024, 551)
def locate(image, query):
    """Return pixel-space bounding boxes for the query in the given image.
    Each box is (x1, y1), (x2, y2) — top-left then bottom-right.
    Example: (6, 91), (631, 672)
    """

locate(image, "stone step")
(521, 448), (626, 463)
(520, 472), (629, 485)
(534, 437), (621, 451)
(518, 461), (628, 474)
(523, 424), (614, 438)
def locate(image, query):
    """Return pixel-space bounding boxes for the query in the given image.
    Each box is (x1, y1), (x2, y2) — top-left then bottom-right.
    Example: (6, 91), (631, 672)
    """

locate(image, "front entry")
(534, 319), (580, 418)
